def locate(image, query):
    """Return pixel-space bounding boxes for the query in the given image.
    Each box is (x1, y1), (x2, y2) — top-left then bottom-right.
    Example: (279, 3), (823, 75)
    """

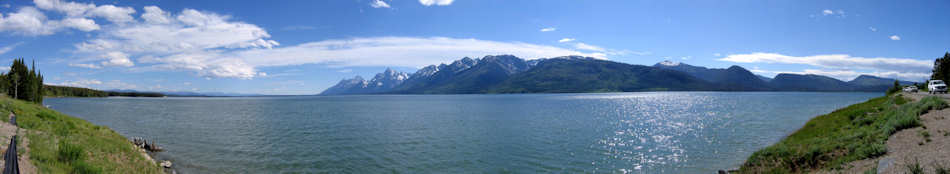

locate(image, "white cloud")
(713, 53), (722, 57)
(51, 79), (102, 87)
(573, 43), (605, 52)
(719, 52), (931, 75)
(0, 42), (23, 55)
(0, 0), (140, 36)
(540, 27), (556, 32)
(0, 7), (60, 35)
(868, 27), (877, 32)
(141, 6), (170, 24)
(86, 4), (135, 23)
(419, 0), (454, 6)
(337, 69), (352, 73)
(371, 0), (391, 8)
(558, 38), (575, 43)
(232, 37), (606, 69)
(68, 63), (101, 69)
(99, 51), (134, 67)
(60, 17), (99, 31)
(751, 68), (929, 82)
(2, 4), (10, 8)
(70, 6), (278, 78)
(34, 0), (94, 16)
(889, 35), (901, 40)
(817, 9), (846, 18)
(20, 1), (613, 80)
(51, 79), (138, 90)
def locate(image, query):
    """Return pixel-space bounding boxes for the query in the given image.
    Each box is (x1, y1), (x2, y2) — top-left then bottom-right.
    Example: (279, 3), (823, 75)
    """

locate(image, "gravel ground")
(823, 92), (950, 174)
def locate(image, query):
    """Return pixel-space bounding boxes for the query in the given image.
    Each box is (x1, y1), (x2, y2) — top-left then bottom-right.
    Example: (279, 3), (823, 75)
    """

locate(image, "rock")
(718, 169), (727, 174)
(160, 160), (172, 168)
(878, 157), (894, 174)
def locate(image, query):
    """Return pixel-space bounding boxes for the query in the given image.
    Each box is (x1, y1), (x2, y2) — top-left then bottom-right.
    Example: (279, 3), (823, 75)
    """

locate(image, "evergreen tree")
(3, 58), (45, 103)
(932, 52), (950, 82)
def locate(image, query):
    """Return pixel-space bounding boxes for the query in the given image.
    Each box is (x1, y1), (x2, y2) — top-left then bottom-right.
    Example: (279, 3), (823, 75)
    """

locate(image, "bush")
(57, 141), (84, 163)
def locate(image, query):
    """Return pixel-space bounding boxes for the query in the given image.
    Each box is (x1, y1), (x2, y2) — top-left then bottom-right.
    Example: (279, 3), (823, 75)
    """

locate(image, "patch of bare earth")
(824, 107), (950, 174)
(0, 120), (37, 174)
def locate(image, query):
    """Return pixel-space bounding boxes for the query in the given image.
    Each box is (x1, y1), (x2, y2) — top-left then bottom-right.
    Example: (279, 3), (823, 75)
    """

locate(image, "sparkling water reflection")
(44, 92), (879, 173)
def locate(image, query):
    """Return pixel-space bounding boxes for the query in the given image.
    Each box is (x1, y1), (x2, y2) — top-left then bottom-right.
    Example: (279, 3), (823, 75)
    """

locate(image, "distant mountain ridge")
(320, 55), (917, 95)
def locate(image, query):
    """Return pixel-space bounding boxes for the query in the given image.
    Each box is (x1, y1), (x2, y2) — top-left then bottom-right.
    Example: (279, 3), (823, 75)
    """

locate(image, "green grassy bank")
(740, 94), (947, 173)
(0, 96), (163, 173)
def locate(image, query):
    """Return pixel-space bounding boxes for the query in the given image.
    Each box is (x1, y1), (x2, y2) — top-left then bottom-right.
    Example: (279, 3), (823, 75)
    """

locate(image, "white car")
(904, 86), (918, 93)
(929, 80), (947, 94)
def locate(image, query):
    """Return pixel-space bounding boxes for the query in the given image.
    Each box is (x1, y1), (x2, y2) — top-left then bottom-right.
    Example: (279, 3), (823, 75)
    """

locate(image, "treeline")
(44, 85), (165, 97)
(0, 58), (165, 101)
(44, 85), (108, 97)
(0, 58), (45, 103)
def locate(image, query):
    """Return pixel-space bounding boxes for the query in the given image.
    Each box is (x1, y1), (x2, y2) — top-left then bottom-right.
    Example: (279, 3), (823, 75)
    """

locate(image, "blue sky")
(0, 0), (947, 94)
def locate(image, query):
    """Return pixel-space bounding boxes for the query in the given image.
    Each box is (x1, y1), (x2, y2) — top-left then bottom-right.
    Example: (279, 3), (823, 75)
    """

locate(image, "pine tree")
(932, 52), (950, 82)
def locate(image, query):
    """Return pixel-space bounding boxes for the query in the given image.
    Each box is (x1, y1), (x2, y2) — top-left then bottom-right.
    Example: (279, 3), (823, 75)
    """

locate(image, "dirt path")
(0, 112), (37, 174)
(824, 93), (950, 174)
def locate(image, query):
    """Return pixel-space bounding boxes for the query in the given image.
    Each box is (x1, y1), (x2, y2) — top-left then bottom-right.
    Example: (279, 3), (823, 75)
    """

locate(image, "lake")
(44, 92), (880, 173)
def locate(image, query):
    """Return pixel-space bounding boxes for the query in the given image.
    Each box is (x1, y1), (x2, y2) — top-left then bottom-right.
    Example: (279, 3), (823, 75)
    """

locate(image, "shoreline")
(738, 92), (949, 173)
(0, 96), (165, 173)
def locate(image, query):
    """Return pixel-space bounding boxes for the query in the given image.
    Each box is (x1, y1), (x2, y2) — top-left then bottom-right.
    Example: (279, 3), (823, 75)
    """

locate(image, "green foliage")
(57, 141), (85, 163)
(0, 96), (164, 173)
(933, 52), (950, 82)
(936, 163), (949, 174)
(1, 58), (44, 103)
(44, 85), (165, 97)
(73, 161), (103, 174)
(886, 80), (901, 94)
(740, 95), (948, 173)
(44, 85), (109, 97)
(907, 158), (924, 174)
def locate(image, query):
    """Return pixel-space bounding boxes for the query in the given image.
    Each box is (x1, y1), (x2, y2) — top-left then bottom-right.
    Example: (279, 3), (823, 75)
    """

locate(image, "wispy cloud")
(11, 0), (614, 80)
(540, 27), (556, 32)
(813, 9), (846, 18)
(68, 63), (101, 69)
(889, 35), (901, 40)
(234, 37), (607, 69)
(750, 68), (929, 82)
(719, 52), (931, 75)
(573, 43), (605, 52)
(370, 0), (390, 8)
(419, 0), (453, 6)
(0, 42), (23, 55)
(558, 38), (575, 43)
(868, 27), (877, 32)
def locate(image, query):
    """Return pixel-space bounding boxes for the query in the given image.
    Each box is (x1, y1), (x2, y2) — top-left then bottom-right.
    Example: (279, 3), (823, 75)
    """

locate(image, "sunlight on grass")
(0, 96), (163, 174)
(740, 94), (947, 173)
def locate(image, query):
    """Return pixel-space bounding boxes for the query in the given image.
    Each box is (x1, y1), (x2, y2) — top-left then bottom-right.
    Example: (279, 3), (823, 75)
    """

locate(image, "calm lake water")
(44, 92), (880, 173)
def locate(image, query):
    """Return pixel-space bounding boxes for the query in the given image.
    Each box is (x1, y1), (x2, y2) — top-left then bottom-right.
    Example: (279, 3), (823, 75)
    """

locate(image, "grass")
(937, 163), (950, 174)
(0, 96), (163, 173)
(907, 158), (924, 174)
(739, 94), (947, 173)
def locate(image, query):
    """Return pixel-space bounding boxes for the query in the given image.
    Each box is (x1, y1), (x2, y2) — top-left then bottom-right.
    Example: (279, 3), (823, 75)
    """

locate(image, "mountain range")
(321, 55), (917, 95)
